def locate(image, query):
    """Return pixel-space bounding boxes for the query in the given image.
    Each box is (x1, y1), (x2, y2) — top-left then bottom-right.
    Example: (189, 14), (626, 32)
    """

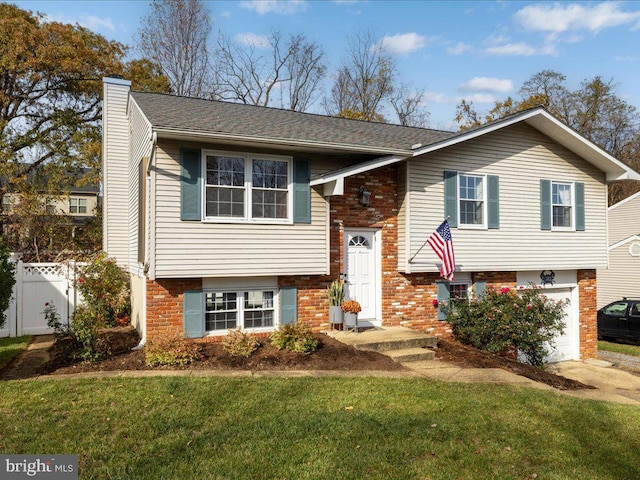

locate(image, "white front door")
(344, 230), (380, 323)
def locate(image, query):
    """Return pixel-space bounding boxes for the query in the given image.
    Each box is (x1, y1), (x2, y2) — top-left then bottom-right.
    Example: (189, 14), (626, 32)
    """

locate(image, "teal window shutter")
(181, 149), (201, 221)
(437, 281), (450, 321)
(474, 280), (486, 299)
(444, 171), (458, 228)
(293, 159), (311, 224)
(487, 175), (499, 229)
(280, 287), (297, 325)
(575, 182), (585, 231)
(540, 179), (551, 230)
(183, 290), (204, 338)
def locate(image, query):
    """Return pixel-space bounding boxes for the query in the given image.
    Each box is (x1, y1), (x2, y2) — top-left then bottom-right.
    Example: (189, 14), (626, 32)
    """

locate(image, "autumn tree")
(325, 31), (395, 122)
(137, 0), (212, 98)
(454, 70), (640, 204)
(0, 4), (168, 259)
(214, 31), (326, 111)
(391, 83), (430, 127)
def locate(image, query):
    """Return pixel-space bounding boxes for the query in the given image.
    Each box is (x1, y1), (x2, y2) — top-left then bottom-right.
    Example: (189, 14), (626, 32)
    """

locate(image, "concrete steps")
(328, 326), (437, 364)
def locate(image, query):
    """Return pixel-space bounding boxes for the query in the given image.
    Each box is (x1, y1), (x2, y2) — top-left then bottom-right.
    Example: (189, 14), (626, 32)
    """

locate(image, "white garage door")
(542, 288), (579, 363)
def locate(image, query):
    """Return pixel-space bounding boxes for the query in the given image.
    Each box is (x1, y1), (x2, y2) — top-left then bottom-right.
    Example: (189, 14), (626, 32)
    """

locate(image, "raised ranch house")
(597, 191), (640, 308)
(102, 76), (640, 363)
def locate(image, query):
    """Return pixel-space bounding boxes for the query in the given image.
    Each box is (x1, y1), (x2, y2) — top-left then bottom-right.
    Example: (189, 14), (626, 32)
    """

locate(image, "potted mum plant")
(327, 280), (345, 325)
(341, 299), (361, 331)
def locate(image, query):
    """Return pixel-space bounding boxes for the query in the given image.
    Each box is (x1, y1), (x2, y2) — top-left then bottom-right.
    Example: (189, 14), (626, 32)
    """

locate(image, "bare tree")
(214, 31), (326, 111)
(137, 0), (212, 97)
(391, 83), (430, 127)
(325, 31), (395, 122)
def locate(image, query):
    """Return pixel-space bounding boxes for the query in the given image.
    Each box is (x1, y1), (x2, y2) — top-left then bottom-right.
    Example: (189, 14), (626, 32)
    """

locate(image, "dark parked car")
(598, 298), (640, 342)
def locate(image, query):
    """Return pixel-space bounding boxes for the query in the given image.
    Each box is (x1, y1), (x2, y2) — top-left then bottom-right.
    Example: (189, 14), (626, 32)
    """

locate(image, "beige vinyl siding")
(152, 141), (328, 278)
(129, 273), (145, 335)
(597, 245), (640, 307)
(397, 162), (408, 270)
(406, 123), (608, 272)
(607, 193), (640, 246)
(128, 100), (153, 270)
(102, 80), (131, 268)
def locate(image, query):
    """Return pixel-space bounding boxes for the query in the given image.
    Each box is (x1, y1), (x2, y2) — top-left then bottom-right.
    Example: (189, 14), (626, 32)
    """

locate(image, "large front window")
(204, 151), (291, 222)
(459, 174), (485, 226)
(552, 182), (572, 228)
(205, 290), (275, 332)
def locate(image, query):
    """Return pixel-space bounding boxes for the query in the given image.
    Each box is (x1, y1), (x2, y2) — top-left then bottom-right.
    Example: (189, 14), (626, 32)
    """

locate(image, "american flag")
(427, 220), (456, 281)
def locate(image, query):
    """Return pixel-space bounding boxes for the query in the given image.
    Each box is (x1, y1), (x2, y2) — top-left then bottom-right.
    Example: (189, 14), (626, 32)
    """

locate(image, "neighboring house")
(102, 76), (640, 363)
(597, 191), (640, 308)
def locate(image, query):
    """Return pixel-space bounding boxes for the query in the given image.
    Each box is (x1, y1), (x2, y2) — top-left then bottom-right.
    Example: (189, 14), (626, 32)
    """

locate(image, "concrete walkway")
(3, 330), (640, 406)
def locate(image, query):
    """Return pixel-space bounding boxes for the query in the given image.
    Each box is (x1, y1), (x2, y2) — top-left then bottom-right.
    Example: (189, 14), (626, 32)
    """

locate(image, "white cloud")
(424, 92), (496, 104)
(235, 32), (270, 48)
(460, 77), (513, 93)
(447, 42), (473, 55)
(44, 13), (115, 32)
(484, 42), (537, 56)
(240, 0), (307, 15)
(515, 2), (640, 35)
(379, 33), (427, 54)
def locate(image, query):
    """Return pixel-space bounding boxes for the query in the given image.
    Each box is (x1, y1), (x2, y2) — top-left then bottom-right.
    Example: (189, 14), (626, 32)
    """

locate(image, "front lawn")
(0, 335), (31, 370)
(0, 377), (637, 479)
(599, 340), (640, 357)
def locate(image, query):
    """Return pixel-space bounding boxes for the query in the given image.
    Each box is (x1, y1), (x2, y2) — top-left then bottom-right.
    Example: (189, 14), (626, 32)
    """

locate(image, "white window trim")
(551, 181), (575, 232)
(204, 288), (279, 335)
(458, 173), (487, 229)
(69, 197), (88, 215)
(449, 281), (471, 300)
(202, 149), (293, 225)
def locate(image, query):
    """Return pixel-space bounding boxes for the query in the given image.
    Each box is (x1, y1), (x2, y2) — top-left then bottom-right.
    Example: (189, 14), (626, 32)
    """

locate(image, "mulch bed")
(44, 326), (404, 375)
(43, 326), (594, 391)
(435, 338), (595, 391)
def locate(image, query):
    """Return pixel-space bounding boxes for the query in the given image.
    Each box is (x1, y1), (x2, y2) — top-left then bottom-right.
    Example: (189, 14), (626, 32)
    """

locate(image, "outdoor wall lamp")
(359, 185), (371, 207)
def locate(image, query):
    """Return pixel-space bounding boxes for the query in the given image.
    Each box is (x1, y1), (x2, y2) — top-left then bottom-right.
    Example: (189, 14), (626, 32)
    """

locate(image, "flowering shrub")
(444, 285), (566, 366)
(341, 300), (362, 314)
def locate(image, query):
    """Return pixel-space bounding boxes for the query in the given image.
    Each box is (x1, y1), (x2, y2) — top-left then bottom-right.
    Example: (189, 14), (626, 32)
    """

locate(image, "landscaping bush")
(270, 323), (318, 353)
(70, 305), (109, 361)
(145, 334), (202, 367)
(0, 239), (16, 329)
(445, 285), (566, 366)
(77, 253), (130, 326)
(43, 301), (69, 338)
(222, 328), (260, 358)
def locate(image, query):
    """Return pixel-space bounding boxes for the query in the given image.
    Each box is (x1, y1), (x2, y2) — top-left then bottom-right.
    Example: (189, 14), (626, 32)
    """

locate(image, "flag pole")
(408, 216), (449, 264)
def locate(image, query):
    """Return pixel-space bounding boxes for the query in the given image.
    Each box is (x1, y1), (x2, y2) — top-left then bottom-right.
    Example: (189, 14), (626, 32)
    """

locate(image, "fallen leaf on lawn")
(345, 406), (353, 410)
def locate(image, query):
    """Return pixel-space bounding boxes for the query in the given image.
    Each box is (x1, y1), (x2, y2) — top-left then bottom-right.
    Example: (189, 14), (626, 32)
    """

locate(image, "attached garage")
(517, 271), (581, 363)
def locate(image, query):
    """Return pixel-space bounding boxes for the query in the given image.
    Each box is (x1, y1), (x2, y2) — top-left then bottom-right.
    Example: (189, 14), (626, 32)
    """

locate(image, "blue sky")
(14, 0), (640, 130)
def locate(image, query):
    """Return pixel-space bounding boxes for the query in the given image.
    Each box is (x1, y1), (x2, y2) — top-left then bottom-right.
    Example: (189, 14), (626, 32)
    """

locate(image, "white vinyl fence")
(0, 259), (85, 338)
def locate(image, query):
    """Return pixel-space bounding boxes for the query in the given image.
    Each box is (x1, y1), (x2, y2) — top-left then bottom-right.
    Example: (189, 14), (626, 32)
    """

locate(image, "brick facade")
(146, 278), (202, 340)
(143, 166), (599, 360)
(578, 269), (598, 359)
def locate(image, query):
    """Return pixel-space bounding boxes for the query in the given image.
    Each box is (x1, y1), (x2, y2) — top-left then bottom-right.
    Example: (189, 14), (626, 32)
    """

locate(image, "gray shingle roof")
(130, 91), (455, 153)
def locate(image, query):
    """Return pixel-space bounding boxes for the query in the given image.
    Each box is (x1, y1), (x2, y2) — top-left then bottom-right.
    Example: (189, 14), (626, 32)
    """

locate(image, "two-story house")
(102, 76), (640, 362)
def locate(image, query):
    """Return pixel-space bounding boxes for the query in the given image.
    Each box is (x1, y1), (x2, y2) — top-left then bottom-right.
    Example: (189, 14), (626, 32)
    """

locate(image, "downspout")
(132, 131), (157, 350)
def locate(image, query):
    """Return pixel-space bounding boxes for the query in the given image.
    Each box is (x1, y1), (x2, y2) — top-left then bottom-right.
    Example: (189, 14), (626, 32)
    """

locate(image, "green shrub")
(145, 334), (202, 367)
(0, 239), (16, 329)
(71, 305), (109, 361)
(270, 323), (318, 353)
(77, 253), (130, 326)
(43, 301), (70, 338)
(222, 328), (259, 358)
(445, 285), (566, 367)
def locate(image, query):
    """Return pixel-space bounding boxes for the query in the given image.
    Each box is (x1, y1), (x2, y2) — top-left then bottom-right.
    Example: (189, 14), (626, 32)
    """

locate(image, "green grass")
(0, 335), (31, 369)
(1, 377), (638, 479)
(599, 340), (640, 357)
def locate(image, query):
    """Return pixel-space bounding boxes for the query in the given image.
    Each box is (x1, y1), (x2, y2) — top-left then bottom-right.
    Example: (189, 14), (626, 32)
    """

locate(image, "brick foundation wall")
(146, 277), (202, 340)
(578, 269), (598, 359)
